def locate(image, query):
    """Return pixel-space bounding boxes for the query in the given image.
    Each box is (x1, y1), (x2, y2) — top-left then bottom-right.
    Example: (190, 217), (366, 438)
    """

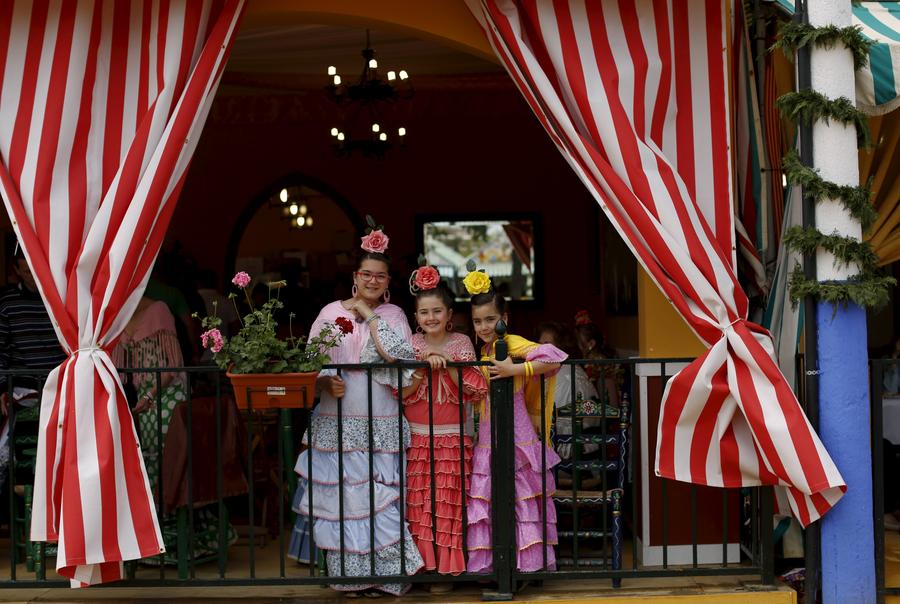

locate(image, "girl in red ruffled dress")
(402, 263), (487, 581)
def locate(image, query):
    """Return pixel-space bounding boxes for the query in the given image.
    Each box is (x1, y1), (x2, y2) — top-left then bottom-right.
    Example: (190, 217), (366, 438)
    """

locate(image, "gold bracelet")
(524, 361), (533, 380)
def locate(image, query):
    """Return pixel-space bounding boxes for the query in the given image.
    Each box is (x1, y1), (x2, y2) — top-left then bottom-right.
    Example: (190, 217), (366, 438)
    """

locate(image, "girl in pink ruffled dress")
(402, 265), (487, 581)
(464, 271), (565, 573)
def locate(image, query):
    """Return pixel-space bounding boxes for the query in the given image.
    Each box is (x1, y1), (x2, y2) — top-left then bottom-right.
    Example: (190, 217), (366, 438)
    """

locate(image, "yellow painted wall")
(638, 269), (705, 358)
(242, 0), (496, 61)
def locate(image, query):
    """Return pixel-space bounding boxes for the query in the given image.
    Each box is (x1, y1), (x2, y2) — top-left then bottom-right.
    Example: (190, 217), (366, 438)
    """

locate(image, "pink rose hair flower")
(360, 230), (389, 254)
(201, 328), (224, 354)
(232, 271), (251, 289)
(413, 265), (440, 291)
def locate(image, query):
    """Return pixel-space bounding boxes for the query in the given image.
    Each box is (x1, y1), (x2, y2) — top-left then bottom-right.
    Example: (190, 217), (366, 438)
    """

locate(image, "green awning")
(772, 1), (900, 115)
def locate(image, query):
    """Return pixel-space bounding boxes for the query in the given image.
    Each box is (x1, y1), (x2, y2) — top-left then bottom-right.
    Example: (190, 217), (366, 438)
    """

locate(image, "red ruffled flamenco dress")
(403, 332), (487, 575)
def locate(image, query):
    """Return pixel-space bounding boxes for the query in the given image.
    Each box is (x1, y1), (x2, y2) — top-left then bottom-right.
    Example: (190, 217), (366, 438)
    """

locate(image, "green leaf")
(466, 259), (477, 272)
(771, 22), (872, 72)
(776, 90), (871, 147)
(782, 151), (877, 229)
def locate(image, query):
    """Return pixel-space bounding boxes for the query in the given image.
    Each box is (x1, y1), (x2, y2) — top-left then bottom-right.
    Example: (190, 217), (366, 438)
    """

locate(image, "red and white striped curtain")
(466, 0), (846, 525)
(0, 0), (244, 585)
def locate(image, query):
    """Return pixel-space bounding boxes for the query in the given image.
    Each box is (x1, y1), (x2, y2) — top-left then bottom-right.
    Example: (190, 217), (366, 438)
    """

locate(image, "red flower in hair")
(414, 266), (440, 291)
(574, 310), (592, 326)
(335, 317), (354, 334)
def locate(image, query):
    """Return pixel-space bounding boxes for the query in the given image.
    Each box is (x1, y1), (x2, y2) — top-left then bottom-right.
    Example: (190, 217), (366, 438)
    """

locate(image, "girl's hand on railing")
(488, 356), (518, 380)
(318, 375), (346, 398)
(426, 351), (449, 370)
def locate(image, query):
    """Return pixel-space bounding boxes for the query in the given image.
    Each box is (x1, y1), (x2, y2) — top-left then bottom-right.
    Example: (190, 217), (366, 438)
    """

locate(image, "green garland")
(773, 20), (893, 310)
(783, 225), (881, 268)
(776, 90), (871, 147)
(782, 150), (877, 229)
(771, 22), (872, 71)
(788, 265), (894, 310)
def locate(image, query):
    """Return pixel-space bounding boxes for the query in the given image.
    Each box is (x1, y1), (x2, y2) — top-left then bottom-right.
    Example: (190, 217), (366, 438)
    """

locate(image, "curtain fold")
(466, 0), (845, 525)
(0, 0), (244, 586)
(733, 0), (770, 297)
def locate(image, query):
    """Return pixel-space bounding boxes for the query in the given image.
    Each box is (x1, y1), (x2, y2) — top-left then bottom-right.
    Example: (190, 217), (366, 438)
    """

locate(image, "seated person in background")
(113, 295), (234, 563)
(573, 310), (621, 407)
(0, 244), (67, 400)
(536, 321), (600, 459)
(0, 243), (67, 493)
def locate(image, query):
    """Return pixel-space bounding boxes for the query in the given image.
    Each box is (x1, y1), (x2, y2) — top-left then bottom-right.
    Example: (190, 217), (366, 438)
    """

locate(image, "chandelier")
(276, 187), (313, 230)
(326, 30), (413, 158)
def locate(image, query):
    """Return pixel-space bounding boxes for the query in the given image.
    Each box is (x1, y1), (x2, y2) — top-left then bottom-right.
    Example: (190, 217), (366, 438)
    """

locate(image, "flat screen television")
(416, 214), (540, 303)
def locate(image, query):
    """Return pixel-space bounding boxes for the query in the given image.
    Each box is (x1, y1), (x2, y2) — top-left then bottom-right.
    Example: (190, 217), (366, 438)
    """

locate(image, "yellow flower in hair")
(463, 270), (491, 295)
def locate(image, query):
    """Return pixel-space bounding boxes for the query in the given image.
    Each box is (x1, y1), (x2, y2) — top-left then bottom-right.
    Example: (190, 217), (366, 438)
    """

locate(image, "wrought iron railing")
(0, 358), (775, 596)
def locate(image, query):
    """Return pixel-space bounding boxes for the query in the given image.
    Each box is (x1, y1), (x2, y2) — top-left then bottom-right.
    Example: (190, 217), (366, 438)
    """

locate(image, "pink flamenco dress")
(467, 335), (565, 573)
(404, 332), (487, 575)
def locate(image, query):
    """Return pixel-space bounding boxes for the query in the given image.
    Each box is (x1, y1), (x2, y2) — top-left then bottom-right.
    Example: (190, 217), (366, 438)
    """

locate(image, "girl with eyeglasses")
(288, 223), (424, 597)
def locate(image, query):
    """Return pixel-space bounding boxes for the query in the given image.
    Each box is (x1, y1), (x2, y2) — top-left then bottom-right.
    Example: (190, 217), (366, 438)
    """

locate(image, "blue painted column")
(818, 301), (875, 603)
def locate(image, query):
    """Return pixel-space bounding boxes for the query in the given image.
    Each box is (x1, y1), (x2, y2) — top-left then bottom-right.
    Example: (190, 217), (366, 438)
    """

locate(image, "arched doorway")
(223, 173), (363, 326)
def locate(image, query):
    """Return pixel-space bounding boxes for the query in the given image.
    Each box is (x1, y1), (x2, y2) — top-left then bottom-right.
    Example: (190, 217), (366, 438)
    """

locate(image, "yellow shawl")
(479, 334), (558, 443)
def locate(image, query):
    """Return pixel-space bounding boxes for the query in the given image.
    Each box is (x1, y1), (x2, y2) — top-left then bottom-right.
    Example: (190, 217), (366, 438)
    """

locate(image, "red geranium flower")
(335, 316), (354, 334)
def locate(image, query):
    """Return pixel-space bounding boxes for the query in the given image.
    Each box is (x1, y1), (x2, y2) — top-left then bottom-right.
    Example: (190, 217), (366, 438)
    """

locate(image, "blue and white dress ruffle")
(288, 314), (423, 594)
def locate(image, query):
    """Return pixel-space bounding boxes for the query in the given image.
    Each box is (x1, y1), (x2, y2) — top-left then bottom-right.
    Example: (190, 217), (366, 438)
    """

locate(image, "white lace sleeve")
(360, 319), (417, 387)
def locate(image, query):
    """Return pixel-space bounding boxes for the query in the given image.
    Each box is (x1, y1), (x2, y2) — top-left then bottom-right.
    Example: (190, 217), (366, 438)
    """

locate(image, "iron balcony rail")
(0, 358), (774, 595)
(870, 358), (900, 603)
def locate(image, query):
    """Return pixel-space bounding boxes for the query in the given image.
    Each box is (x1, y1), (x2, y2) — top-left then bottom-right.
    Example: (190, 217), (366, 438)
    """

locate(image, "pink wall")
(168, 75), (637, 349)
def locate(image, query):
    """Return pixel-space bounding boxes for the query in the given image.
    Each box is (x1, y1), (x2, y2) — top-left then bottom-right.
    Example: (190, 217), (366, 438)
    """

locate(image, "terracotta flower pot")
(226, 371), (318, 410)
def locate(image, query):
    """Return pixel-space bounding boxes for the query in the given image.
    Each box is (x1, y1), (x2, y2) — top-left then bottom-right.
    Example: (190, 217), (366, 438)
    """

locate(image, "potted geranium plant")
(196, 271), (352, 409)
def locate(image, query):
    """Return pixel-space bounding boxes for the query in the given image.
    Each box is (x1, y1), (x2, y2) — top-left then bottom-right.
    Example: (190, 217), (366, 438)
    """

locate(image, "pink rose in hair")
(360, 230), (389, 254)
(414, 266), (440, 291)
(232, 271), (251, 288)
